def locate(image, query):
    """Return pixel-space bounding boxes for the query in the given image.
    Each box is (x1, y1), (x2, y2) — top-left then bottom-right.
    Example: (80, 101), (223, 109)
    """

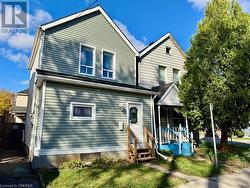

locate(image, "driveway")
(0, 149), (40, 188)
(178, 168), (250, 188)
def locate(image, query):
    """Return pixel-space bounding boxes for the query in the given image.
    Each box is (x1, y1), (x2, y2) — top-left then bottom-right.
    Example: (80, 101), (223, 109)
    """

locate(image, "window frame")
(159, 65), (167, 83)
(69, 102), (96, 120)
(79, 43), (96, 76)
(173, 68), (180, 83)
(101, 49), (116, 80)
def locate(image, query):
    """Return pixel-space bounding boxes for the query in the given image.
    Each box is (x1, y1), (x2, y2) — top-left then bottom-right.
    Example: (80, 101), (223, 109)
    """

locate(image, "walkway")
(178, 168), (250, 188)
(144, 162), (250, 188)
(0, 149), (40, 188)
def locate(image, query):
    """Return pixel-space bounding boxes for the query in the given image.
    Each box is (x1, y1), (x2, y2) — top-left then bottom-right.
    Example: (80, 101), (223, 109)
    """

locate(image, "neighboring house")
(243, 126), (250, 137)
(25, 6), (190, 168)
(11, 89), (28, 123)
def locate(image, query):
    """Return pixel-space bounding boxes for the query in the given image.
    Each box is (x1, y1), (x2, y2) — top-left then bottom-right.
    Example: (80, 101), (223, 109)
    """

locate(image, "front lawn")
(153, 144), (250, 177)
(40, 163), (187, 188)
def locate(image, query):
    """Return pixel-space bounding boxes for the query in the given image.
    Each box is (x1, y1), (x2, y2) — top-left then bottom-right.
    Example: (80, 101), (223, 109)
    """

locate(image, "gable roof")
(139, 33), (186, 59)
(28, 5), (139, 70)
(156, 82), (182, 106)
(17, 89), (29, 95)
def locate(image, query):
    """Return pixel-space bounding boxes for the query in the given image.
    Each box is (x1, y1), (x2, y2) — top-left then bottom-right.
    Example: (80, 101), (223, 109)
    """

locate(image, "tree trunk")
(220, 124), (229, 151)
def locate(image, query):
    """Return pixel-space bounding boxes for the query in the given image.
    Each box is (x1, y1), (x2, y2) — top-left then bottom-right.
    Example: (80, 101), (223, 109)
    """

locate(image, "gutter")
(36, 74), (158, 95)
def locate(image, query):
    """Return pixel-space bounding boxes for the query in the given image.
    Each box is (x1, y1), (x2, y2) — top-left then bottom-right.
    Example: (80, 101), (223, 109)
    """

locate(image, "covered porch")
(154, 83), (194, 156)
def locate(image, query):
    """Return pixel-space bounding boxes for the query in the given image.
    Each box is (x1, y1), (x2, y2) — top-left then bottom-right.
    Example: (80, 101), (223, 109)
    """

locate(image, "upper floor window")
(166, 46), (171, 54)
(79, 45), (95, 76)
(102, 50), (115, 79)
(173, 68), (180, 83)
(159, 66), (166, 83)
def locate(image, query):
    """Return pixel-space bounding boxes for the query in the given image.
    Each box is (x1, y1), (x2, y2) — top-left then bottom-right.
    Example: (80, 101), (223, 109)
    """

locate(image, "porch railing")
(158, 124), (194, 154)
(127, 126), (138, 162)
(144, 127), (155, 157)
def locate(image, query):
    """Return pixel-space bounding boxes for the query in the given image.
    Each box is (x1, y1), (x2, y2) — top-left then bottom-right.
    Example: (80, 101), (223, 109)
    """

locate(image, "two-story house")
(25, 6), (189, 168)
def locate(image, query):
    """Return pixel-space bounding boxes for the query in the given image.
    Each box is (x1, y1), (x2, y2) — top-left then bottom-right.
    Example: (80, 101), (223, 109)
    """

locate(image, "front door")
(128, 103), (143, 144)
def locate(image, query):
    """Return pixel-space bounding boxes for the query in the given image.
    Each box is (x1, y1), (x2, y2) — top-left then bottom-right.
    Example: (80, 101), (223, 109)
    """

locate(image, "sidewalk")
(178, 168), (250, 188)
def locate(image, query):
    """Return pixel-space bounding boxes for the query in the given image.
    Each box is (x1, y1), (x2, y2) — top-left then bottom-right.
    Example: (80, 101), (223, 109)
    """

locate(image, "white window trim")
(79, 43), (96, 76)
(159, 65), (167, 83)
(69, 102), (96, 120)
(101, 49), (116, 80)
(173, 68), (180, 83)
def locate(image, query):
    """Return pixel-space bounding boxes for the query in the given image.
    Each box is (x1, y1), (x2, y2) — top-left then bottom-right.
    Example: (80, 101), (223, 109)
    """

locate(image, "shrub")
(200, 141), (213, 156)
(234, 130), (245, 138)
(59, 160), (92, 169)
(59, 157), (128, 170)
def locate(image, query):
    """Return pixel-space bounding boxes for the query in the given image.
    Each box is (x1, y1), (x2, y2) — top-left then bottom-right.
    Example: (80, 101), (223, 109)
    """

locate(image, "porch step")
(137, 156), (156, 162)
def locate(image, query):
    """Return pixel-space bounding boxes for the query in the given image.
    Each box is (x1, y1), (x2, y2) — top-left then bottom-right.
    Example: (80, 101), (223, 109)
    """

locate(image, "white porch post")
(158, 106), (162, 146)
(167, 123), (170, 144)
(191, 132), (194, 153)
(179, 124), (182, 155)
(166, 107), (169, 126)
(185, 116), (189, 140)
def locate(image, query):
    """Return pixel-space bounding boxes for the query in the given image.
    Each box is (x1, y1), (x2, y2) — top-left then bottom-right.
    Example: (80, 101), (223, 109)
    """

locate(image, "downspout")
(152, 95), (169, 160)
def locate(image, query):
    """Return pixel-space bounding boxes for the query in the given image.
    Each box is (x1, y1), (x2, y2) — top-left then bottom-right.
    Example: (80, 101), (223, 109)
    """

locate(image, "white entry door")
(128, 103), (143, 144)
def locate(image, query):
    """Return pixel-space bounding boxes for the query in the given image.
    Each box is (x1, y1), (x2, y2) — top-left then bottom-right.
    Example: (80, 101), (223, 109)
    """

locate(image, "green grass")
(40, 164), (187, 188)
(153, 156), (219, 177)
(152, 144), (250, 178)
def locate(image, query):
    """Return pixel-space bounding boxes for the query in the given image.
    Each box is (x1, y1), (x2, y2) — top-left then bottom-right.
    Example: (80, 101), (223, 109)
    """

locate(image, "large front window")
(70, 102), (96, 120)
(79, 45), (95, 75)
(102, 51), (115, 79)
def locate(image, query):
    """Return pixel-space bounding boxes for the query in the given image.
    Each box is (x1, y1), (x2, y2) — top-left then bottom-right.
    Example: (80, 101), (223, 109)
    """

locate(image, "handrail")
(127, 127), (138, 162)
(144, 127), (155, 157)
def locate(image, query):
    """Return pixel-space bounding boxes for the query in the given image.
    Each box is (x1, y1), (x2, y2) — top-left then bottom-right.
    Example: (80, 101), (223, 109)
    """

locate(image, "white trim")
(69, 102), (96, 120)
(158, 106), (162, 145)
(36, 146), (127, 156)
(150, 95), (154, 133)
(101, 49), (116, 80)
(38, 33), (44, 69)
(36, 74), (157, 95)
(140, 33), (171, 57)
(34, 81), (46, 154)
(28, 28), (43, 70)
(79, 43), (96, 76)
(173, 68), (180, 84)
(140, 33), (186, 59)
(159, 65), (167, 83)
(134, 56), (137, 85)
(158, 83), (180, 105)
(40, 6), (139, 56)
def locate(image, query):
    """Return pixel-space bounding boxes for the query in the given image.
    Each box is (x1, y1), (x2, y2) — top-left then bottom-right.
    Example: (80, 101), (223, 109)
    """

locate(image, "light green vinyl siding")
(41, 82), (151, 149)
(139, 38), (186, 88)
(41, 11), (136, 85)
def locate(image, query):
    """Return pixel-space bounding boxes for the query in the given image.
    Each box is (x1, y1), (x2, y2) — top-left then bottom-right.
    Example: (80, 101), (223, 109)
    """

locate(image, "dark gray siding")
(41, 82), (151, 149)
(41, 12), (136, 85)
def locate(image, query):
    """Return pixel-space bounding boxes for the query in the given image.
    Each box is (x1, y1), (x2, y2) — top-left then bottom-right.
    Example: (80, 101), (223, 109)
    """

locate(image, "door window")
(130, 107), (138, 123)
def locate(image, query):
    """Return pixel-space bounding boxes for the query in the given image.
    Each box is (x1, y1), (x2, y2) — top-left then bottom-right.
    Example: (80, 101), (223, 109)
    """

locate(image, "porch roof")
(153, 82), (183, 106)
